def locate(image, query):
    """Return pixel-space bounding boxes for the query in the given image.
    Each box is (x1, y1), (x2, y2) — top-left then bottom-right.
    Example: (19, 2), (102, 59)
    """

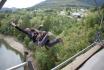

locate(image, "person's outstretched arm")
(11, 22), (28, 34)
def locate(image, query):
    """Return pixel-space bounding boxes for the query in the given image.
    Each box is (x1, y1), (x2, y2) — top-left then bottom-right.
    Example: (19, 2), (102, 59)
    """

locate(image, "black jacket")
(15, 26), (38, 43)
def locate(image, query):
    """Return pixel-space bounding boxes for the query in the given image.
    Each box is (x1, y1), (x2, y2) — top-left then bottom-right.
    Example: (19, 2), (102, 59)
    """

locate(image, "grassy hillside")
(29, 0), (104, 9)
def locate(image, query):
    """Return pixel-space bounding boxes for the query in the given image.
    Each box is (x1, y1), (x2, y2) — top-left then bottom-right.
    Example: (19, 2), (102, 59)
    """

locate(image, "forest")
(0, 6), (104, 70)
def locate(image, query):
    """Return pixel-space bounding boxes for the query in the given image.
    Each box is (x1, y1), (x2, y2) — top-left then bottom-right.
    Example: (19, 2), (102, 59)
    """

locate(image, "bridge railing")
(6, 62), (27, 70)
(6, 51), (34, 70)
(51, 42), (97, 70)
(6, 61), (34, 70)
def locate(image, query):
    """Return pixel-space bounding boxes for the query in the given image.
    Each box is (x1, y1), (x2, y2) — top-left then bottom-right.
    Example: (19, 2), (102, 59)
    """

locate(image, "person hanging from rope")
(11, 21), (63, 49)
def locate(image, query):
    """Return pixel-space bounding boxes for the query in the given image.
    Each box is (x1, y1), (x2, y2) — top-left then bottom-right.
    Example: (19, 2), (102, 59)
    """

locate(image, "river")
(0, 41), (24, 70)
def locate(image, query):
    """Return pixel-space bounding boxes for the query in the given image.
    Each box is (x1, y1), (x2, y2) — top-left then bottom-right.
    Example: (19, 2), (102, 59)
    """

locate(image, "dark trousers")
(38, 35), (60, 47)
(46, 38), (60, 47)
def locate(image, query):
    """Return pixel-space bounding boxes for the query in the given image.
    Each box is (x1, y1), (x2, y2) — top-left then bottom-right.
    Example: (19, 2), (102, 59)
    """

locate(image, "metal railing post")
(0, 0), (7, 9)
(24, 51), (34, 70)
(24, 51), (29, 70)
(28, 61), (34, 70)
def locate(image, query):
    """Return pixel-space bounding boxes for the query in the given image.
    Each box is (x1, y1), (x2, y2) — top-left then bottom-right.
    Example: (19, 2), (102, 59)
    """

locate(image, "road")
(79, 49), (104, 70)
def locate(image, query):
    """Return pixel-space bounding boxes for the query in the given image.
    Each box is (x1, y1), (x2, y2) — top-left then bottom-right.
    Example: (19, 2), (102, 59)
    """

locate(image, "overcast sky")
(3, 0), (45, 8)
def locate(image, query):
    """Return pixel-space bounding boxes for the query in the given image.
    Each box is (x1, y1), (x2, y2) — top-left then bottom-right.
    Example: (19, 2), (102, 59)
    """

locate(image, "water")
(0, 41), (24, 70)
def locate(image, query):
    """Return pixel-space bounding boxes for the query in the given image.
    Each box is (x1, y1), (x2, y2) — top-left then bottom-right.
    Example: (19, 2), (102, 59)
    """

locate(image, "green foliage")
(27, 40), (37, 51)
(23, 36), (30, 46)
(0, 8), (103, 70)
(35, 49), (55, 70)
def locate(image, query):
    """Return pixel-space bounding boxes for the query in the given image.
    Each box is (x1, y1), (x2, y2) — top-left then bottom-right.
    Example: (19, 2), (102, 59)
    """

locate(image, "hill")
(0, 8), (17, 12)
(29, 0), (104, 9)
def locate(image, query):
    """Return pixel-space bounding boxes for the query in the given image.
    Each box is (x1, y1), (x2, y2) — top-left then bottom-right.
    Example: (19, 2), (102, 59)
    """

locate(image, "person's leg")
(38, 34), (49, 46)
(46, 38), (63, 47)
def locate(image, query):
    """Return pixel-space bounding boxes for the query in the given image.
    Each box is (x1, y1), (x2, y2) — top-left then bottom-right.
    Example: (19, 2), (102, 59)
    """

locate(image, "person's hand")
(11, 22), (16, 27)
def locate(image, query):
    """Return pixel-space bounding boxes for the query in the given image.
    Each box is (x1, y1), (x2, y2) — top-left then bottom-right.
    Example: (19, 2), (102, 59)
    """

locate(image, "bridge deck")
(62, 44), (102, 70)
(79, 48), (104, 70)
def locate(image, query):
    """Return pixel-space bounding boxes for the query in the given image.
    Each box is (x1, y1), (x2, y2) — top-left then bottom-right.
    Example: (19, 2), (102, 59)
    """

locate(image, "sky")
(3, 0), (46, 8)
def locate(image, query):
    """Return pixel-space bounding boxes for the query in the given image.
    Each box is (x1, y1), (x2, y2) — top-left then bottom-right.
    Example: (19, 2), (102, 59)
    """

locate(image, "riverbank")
(0, 34), (25, 55)
(0, 34), (37, 70)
